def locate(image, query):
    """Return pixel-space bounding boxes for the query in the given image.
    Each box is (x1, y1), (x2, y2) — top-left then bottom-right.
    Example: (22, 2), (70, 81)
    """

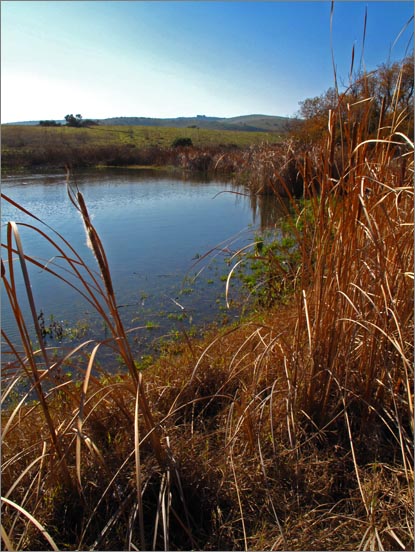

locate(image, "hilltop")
(100, 114), (293, 132)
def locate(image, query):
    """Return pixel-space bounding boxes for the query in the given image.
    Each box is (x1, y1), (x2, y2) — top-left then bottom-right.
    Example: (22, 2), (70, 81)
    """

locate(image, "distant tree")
(65, 114), (83, 127)
(294, 87), (339, 142)
(82, 119), (99, 127)
(39, 120), (61, 127)
(64, 114), (99, 128)
(298, 87), (338, 120)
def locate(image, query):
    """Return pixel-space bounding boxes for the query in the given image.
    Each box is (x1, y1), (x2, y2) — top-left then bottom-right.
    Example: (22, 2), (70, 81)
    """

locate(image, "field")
(1, 124), (283, 171)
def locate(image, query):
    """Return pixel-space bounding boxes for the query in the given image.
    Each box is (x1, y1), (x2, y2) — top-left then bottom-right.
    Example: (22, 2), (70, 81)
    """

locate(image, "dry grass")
(1, 124), (280, 171)
(1, 55), (413, 550)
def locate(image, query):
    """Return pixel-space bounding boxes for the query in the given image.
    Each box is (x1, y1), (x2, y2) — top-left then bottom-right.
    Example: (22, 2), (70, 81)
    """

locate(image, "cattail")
(77, 191), (114, 297)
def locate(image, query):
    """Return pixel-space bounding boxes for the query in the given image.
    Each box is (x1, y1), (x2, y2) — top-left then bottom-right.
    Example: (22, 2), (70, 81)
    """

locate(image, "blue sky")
(1, 1), (413, 122)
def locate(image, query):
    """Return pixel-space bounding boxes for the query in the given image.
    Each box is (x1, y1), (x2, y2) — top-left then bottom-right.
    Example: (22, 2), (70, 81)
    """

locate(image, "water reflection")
(247, 190), (290, 231)
(2, 167), (287, 231)
(1, 168), (286, 361)
(221, 182), (290, 232)
(66, 168), (289, 232)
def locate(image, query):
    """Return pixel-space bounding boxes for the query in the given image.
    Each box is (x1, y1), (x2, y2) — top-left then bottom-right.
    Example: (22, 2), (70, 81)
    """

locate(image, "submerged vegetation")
(1, 46), (414, 552)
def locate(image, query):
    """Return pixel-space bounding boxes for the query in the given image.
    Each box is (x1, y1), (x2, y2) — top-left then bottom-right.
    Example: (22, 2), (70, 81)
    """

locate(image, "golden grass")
(1, 57), (413, 550)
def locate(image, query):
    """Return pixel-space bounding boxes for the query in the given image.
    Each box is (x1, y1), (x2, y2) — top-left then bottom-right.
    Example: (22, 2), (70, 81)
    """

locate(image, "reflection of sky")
(1, 170), (274, 350)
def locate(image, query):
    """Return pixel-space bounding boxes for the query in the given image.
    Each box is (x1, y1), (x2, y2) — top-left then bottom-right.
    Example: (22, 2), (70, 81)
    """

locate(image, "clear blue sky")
(1, 1), (413, 123)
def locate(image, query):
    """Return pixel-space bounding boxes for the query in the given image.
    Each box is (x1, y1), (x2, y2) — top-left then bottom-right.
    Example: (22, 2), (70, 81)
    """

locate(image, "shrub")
(39, 120), (62, 127)
(171, 137), (193, 148)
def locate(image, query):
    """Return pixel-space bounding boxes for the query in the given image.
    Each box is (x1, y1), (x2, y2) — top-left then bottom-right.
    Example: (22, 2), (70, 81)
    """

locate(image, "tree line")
(39, 114), (99, 127)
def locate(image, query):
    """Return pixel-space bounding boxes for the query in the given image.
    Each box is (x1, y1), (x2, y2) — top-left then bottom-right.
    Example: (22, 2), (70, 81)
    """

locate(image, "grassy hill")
(100, 114), (293, 132)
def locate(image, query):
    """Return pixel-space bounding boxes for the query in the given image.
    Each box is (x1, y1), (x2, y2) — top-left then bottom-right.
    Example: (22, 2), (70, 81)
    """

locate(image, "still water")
(2, 169), (283, 360)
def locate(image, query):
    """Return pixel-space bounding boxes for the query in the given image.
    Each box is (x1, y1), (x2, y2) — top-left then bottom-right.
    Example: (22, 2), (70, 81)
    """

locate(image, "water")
(1, 168), (284, 364)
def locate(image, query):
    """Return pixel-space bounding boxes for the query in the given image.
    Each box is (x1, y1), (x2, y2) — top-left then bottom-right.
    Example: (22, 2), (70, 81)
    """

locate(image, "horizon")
(4, 113), (293, 125)
(1, 1), (413, 124)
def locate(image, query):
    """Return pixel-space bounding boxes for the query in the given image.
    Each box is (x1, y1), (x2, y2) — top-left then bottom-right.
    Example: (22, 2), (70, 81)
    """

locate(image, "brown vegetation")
(1, 55), (413, 550)
(292, 54), (414, 143)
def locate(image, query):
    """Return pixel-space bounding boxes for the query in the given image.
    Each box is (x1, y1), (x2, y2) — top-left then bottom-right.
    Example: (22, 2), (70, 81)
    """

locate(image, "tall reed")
(217, 51), (413, 549)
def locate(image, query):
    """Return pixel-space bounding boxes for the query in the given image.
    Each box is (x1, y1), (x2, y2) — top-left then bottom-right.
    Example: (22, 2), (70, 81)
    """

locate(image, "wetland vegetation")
(1, 52), (413, 550)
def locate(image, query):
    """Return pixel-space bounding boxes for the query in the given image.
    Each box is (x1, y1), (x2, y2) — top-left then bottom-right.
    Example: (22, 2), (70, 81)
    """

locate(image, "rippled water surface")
(2, 169), (282, 359)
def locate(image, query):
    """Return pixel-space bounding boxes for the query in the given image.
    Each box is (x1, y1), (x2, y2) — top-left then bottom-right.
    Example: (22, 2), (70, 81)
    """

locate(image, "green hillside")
(100, 114), (293, 132)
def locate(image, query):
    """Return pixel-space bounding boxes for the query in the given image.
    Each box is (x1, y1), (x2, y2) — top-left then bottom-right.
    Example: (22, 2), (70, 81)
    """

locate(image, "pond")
(1, 168), (285, 364)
